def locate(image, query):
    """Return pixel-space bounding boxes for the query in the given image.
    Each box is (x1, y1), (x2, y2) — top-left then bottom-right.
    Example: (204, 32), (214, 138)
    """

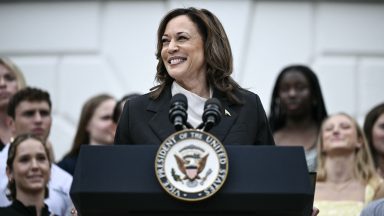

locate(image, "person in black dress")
(0, 134), (54, 216)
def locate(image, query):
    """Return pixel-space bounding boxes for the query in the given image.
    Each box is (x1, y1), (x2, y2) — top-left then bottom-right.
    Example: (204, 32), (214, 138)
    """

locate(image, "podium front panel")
(71, 145), (313, 216)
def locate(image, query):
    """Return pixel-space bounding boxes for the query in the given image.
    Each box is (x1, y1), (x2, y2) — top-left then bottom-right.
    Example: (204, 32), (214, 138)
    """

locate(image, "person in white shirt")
(0, 87), (73, 216)
(360, 198), (384, 216)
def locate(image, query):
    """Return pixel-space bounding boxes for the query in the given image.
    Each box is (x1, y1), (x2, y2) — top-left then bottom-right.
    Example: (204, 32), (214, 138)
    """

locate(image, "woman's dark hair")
(66, 94), (114, 157)
(6, 133), (51, 201)
(150, 7), (242, 104)
(268, 65), (328, 132)
(112, 93), (140, 123)
(364, 102), (384, 167)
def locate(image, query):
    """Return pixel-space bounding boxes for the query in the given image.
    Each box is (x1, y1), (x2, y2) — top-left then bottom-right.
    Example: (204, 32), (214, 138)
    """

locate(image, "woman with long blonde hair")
(0, 57), (26, 149)
(314, 113), (384, 215)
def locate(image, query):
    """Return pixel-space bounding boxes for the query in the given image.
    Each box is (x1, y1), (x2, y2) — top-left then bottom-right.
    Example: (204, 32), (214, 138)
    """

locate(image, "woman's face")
(0, 64), (19, 108)
(8, 138), (50, 196)
(321, 114), (361, 153)
(278, 70), (312, 117)
(87, 99), (116, 145)
(161, 15), (206, 86)
(372, 113), (384, 155)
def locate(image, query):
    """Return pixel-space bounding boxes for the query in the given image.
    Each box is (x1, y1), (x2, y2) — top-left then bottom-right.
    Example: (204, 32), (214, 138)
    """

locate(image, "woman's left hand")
(311, 206), (319, 216)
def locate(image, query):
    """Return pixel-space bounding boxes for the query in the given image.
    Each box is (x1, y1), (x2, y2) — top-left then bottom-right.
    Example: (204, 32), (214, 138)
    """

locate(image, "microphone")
(169, 93), (189, 131)
(198, 98), (223, 132)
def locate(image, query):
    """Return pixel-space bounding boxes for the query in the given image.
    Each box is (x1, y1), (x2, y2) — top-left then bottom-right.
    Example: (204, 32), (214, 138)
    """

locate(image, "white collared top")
(171, 82), (212, 128)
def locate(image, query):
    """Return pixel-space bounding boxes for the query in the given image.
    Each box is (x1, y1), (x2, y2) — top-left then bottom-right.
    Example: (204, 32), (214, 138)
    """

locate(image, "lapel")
(148, 86), (176, 142)
(208, 90), (239, 142)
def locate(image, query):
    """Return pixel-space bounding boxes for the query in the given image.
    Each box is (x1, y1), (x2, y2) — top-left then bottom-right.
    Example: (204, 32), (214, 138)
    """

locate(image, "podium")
(70, 145), (314, 216)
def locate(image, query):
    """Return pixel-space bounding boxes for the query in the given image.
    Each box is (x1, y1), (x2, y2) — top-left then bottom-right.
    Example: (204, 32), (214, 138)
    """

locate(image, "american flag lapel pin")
(224, 109), (231, 116)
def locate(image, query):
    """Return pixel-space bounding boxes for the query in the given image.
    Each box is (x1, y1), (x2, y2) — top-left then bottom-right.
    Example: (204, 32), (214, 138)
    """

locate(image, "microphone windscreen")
(201, 98), (222, 131)
(204, 98), (222, 110)
(171, 93), (188, 107)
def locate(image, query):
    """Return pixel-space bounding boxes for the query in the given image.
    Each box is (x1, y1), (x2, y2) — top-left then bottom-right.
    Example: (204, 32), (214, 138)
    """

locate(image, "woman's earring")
(5, 178), (13, 195)
(5, 187), (10, 196)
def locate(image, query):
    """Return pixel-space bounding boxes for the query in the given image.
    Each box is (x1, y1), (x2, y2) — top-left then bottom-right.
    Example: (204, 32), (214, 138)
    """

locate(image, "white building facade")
(1, 0), (383, 160)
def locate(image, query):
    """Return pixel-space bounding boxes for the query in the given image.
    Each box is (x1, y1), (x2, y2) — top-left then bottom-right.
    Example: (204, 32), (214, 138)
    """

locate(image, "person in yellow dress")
(314, 113), (384, 216)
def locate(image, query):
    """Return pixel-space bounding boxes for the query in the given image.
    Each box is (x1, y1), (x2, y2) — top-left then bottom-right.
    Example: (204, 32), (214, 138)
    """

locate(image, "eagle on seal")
(174, 153), (209, 181)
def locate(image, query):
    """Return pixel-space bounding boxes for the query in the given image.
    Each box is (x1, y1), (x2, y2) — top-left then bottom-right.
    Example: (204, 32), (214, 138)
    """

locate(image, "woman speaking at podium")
(113, 8), (320, 215)
(114, 7), (274, 146)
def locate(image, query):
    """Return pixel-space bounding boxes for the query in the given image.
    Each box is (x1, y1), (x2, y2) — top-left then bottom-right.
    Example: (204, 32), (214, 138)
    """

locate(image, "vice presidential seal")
(155, 129), (228, 201)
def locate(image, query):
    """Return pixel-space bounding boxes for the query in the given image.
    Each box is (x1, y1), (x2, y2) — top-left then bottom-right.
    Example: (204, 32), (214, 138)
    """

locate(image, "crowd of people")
(0, 6), (383, 216)
(268, 64), (384, 215)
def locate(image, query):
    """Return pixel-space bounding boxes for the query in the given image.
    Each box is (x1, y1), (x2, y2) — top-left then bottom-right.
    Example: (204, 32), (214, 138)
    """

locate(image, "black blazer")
(57, 155), (77, 176)
(115, 86), (275, 146)
(0, 200), (54, 216)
